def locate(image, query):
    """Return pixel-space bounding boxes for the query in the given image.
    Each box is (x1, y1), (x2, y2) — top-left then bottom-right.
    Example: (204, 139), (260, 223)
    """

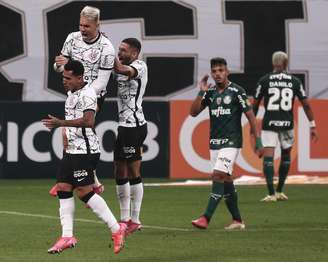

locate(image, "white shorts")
(210, 148), (240, 175)
(261, 130), (294, 150)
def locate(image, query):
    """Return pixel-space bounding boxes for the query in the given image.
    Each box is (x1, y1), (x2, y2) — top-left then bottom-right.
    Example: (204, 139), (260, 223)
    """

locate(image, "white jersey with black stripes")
(65, 83), (100, 154)
(115, 59), (148, 127)
(61, 31), (115, 98)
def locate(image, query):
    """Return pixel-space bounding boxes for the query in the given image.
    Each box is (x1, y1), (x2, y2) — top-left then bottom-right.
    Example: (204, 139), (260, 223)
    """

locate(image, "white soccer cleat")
(260, 195), (277, 202)
(224, 220), (246, 230)
(276, 192), (288, 201)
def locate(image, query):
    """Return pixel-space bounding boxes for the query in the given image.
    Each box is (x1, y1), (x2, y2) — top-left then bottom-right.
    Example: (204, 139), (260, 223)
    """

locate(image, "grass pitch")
(0, 179), (327, 262)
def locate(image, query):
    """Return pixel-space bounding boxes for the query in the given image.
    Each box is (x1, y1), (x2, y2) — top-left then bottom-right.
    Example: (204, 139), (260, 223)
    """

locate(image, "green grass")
(0, 179), (327, 262)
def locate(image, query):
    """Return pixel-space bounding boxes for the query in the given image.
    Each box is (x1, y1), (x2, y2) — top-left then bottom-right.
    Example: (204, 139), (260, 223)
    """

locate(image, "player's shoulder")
(67, 31), (81, 40)
(131, 59), (147, 67)
(81, 83), (97, 98)
(258, 73), (271, 84)
(99, 34), (115, 51)
(290, 74), (302, 85)
(228, 82), (246, 94)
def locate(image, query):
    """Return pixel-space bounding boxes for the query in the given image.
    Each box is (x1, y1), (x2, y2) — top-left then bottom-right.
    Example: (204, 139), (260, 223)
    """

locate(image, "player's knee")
(263, 156), (274, 168)
(78, 190), (95, 203)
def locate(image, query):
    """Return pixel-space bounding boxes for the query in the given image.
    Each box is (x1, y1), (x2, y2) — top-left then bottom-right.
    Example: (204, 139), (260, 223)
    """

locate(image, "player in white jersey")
(51, 6), (115, 196)
(113, 38), (148, 235)
(42, 60), (126, 255)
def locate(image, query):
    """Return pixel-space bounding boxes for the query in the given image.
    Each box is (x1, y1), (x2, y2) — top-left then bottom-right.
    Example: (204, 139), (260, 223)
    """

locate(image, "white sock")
(87, 194), (120, 233)
(116, 182), (131, 222)
(130, 182), (143, 224)
(59, 197), (75, 237)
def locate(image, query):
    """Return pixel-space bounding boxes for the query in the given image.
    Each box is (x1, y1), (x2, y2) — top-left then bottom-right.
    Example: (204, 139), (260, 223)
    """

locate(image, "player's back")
(255, 72), (307, 131)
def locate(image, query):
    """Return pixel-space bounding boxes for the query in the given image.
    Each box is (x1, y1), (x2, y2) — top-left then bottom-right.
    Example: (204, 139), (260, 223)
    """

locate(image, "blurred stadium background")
(0, 1), (327, 261)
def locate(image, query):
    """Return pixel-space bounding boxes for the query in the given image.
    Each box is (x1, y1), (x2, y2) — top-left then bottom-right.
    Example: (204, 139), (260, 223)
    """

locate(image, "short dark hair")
(122, 38), (142, 52)
(210, 57), (227, 68)
(64, 60), (84, 76)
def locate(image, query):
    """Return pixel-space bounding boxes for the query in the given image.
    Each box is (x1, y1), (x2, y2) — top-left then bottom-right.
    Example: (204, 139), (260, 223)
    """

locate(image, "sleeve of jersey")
(61, 33), (73, 58)
(254, 81), (263, 100)
(201, 91), (210, 107)
(81, 93), (97, 112)
(296, 80), (307, 100)
(238, 90), (252, 112)
(130, 60), (146, 79)
(99, 44), (115, 70)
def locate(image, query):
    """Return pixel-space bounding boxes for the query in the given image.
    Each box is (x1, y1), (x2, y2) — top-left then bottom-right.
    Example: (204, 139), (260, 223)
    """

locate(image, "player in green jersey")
(253, 51), (318, 202)
(190, 57), (263, 230)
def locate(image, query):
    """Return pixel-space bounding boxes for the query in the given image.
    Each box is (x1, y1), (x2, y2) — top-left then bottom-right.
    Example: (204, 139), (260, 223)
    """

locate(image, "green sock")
(224, 182), (242, 222)
(263, 156), (275, 195)
(277, 155), (291, 193)
(203, 181), (224, 221)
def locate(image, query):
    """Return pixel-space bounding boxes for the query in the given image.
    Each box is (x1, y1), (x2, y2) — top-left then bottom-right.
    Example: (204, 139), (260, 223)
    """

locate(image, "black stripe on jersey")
(99, 67), (114, 71)
(82, 128), (91, 155)
(133, 79), (142, 127)
(129, 65), (138, 78)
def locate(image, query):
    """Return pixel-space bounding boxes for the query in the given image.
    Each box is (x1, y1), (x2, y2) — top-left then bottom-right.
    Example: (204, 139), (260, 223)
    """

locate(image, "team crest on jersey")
(223, 95), (232, 104)
(84, 49), (100, 63)
(216, 97), (222, 105)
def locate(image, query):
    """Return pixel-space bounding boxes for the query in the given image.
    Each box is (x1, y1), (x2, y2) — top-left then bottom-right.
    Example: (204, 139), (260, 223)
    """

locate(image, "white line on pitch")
(0, 211), (192, 232)
(0, 210), (327, 233)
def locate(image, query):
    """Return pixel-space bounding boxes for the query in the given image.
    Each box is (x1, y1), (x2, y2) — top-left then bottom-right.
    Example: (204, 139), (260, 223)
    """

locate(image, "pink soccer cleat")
(191, 215), (209, 229)
(125, 220), (142, 236)
(47, 236), (77, 254)
(49, 184), (58, 197)
(112, 223), (127, 254)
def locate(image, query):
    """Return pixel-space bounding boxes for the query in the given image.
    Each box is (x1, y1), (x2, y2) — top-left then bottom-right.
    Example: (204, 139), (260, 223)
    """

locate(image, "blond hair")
(80, 6), (100, 22)
(272, 51), (288, 66)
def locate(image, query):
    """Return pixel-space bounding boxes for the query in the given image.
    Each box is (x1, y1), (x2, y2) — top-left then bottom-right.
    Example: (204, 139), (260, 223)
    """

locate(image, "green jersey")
(201, 82), (251, 150)
(255, 72), (307, 131)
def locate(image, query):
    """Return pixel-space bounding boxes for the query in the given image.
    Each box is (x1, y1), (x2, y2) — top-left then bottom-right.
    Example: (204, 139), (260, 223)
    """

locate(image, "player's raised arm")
(190, 75), (210, 117)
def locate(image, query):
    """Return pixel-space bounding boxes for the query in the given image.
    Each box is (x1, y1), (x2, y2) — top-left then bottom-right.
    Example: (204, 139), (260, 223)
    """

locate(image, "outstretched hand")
(199, 74), (211, 92)
(41, 114), (62, 130)
(310, 127), (319, 143)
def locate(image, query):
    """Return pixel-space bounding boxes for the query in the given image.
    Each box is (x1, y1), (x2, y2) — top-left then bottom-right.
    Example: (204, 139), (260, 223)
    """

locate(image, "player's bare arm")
(42, 111), (95, 129)
(114, 57), (136, 78)
(252, 97), (261, 116)
(55, 55), (69, 66)
(190, 75), (211, 116)
(300, 98), (319, 142)
(244, 109), (263, 157)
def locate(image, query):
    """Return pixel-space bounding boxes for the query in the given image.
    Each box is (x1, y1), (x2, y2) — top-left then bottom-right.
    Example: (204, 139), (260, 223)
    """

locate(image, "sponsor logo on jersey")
(73, 169), (88, 178)
(269, 73), (292, 80)
(210, 138), (229, 145)
(269, 81), (293, 88)
(211, 107), (231, 116)
(223, 96), (232, 104)
(268, 120), (291, 127)
(228, 87), (239, 92)
(238, 95), (247, 108)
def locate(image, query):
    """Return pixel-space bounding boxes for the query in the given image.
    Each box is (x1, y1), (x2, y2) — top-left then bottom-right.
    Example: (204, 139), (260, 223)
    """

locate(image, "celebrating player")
(112, 38), (148, 235)
(51, 5), (115, 196)
(42, 60), (126, 254)
(190, 57), (263, 230)
(253, 51), (318, 202)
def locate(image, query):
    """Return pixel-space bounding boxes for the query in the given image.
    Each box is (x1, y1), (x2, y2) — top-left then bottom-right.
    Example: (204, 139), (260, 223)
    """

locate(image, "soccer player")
(112, 38), (148, 235)
(42, 60), (126, 254)
(253, 51), (318, 202)
(51, 5), (115, 195)
(190, 57), (263, 230)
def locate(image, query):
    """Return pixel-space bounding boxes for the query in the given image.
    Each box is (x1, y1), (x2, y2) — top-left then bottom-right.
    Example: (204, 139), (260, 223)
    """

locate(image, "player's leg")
(115, 160), (130, 222)
(126, 159), (143, 234)
(49, 127), (68, 197)
(276, 130), (294, 200)
(261, 131), (278, 202)
(75, 153), (126, 254)
(48, 154), (77, 254)
(114, 126), (131, 223)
